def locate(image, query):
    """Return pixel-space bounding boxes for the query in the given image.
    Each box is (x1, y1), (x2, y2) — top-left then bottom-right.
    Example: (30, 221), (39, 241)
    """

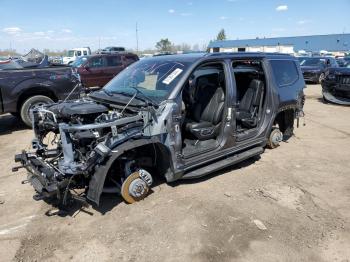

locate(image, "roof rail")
(206, 52), (291, 57)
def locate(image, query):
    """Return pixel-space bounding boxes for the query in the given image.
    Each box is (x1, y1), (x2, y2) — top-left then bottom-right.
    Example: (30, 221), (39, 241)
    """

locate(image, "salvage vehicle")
(299, 56), (338, 83)
(13, 53), (305, 208)
(71, 53), (139, 88)
(322, 63), (350, 105)
(0, 59), (80, 126)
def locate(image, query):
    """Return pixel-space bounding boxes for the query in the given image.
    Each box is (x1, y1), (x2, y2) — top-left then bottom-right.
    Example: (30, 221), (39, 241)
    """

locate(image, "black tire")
(10, 112), (20, 118)
(20, 95), (54, 127)
(318, 73), (325, 84)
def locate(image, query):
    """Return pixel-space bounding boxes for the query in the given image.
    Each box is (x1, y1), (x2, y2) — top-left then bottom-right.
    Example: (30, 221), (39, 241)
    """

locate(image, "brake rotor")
(121, 170), (152, 204)
(267, 128), (283, 149)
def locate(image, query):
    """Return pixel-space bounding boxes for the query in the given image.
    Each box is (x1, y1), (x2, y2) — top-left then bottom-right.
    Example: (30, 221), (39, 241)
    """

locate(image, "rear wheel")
(20, 95), (53, 127)
(267, 128), (283, 149)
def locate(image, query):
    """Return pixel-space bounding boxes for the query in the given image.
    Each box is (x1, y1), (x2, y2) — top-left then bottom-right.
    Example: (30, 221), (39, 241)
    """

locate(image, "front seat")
(185, 75), (225, 140)
(236, 79), (264, 128)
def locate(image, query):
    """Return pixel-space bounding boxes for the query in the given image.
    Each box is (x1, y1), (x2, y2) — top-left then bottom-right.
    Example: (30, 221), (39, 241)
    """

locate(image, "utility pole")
(136, 22), (139, 54)
(98, 37), (101, 51)
(9, 40), (12, 56)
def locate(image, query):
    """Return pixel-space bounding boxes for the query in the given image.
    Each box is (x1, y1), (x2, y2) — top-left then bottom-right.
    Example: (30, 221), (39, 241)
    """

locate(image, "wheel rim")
(28, 101), (48, 120)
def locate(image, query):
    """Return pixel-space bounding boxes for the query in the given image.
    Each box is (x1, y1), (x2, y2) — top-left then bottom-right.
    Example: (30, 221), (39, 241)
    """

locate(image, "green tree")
(155, 38), (172, 52)
(216, 29), (227, 41)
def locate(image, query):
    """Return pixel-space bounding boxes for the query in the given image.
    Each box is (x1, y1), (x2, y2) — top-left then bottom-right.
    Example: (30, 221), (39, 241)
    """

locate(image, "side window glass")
(125, 55), (137, 64)
(83, 51), (87, 56)
(270, 60), (299, 87)
(89, 57), (104, 68)
(76, 51), (82, 56)
(106, 56), (122, 66)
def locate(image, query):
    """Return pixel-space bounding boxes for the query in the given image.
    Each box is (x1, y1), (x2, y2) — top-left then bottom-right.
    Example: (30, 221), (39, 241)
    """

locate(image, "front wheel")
(20, 95), (54, 127)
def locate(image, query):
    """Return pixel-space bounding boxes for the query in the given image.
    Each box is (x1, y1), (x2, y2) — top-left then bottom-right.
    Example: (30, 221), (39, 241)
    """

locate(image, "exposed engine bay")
(14, 98), (163, 207)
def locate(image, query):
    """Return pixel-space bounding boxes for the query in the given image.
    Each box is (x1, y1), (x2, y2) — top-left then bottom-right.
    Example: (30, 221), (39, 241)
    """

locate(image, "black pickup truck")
(0, 59), (80, 126)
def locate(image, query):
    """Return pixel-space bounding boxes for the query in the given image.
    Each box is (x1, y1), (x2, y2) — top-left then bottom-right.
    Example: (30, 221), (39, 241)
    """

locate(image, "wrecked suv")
(14, 53), (305, 207)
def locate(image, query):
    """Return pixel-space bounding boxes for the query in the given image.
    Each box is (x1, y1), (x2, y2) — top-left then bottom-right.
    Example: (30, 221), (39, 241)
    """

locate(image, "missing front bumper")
(14, 151), (69, 200)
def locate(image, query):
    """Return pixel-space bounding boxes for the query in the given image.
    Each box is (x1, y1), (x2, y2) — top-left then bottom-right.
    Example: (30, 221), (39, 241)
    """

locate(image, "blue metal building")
(208, 34), (350, 53)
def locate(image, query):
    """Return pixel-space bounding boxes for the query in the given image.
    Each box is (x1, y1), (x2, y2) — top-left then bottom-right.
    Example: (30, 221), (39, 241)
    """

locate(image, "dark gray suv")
(14, 52), (305, 208)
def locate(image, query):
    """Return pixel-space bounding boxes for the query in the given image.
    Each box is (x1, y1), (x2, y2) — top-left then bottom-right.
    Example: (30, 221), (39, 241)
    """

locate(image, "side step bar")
(181, 146), (264, 180)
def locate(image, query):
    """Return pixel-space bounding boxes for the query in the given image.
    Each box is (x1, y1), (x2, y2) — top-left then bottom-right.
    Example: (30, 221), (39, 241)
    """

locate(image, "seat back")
(239, 79), (264, 114)
(190, 74), (225, 125)
(201, 88), (225, 124)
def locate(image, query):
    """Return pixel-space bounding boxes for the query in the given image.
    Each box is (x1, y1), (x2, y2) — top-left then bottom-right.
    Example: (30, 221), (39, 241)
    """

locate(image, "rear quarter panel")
(267, 58), (305, 112)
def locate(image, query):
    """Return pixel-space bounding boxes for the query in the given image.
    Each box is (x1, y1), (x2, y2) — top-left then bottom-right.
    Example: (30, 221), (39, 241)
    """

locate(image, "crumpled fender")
(87, 136), (161, 205)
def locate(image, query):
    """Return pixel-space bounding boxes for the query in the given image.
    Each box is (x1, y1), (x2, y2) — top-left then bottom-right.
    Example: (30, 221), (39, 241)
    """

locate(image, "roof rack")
(206, 52), (291, 57)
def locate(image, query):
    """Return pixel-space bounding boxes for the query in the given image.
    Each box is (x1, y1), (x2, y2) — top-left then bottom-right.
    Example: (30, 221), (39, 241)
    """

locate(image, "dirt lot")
(0, 85), (349, 262)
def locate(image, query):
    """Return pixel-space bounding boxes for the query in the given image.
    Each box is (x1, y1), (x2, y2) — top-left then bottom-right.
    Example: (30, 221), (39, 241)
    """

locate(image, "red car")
(72, 53), (139, 88)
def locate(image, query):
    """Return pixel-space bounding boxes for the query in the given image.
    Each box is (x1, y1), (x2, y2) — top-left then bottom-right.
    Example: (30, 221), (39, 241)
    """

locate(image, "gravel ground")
(0, 84), (349, 262)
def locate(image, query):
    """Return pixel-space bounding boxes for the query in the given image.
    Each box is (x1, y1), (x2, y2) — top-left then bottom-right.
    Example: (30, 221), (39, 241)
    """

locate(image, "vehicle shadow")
(46, 156), (261, 217)
(0, 114), (28, 135)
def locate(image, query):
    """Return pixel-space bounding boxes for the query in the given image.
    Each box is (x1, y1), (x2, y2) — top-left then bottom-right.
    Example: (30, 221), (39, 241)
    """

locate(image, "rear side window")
(124, 55), (138, 65)
(76, 51), (82, 56)
(106, 56), (122, 66)
(89, 57), (104, 68)
(83, 51), (87, 55)
(270, 60), (299, 87)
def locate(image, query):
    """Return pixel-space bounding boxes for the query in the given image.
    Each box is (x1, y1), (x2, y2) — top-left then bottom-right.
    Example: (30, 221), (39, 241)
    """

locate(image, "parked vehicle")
(13, 53), (305, 208)
(322, 63), (350, 105)
(99, 46), (126, 54)
(298, 56), (338, 83)
(0, 59), (80, 126)
(62, 47), (91, 65)
(71, 53), (139, 88)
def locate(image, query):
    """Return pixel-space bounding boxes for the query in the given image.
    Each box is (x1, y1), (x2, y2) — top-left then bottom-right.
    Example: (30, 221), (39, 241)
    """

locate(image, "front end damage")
(13, 99), (167, 206)
(322, 69), (350, 105)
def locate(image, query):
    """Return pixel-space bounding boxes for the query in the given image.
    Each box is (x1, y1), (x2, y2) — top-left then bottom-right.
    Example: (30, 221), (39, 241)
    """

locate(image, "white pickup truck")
(62, 47), (91, 65)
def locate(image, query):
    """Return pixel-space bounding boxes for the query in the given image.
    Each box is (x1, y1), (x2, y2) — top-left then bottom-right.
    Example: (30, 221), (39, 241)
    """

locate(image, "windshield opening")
(67, 50), (75, 57)
(103, 59), (190, 103)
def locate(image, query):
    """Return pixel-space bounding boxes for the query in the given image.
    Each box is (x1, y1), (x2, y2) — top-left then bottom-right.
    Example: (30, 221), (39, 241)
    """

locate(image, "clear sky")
(1, 0), (349, 53)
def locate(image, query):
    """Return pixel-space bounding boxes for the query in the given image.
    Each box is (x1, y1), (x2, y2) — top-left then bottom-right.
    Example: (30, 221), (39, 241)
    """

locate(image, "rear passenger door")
(103, 55), (124, 85)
